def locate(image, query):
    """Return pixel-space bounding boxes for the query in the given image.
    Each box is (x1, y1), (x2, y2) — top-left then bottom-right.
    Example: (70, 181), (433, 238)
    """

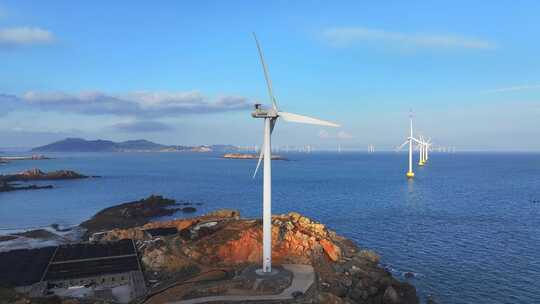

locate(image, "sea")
(0, 151), (539, 304)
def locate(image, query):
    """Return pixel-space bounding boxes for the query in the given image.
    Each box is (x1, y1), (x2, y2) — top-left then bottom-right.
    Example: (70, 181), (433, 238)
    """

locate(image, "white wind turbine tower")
(251, 33), (340, 274)
(397, 112), (419, 178)
(424, 137), (432, 162)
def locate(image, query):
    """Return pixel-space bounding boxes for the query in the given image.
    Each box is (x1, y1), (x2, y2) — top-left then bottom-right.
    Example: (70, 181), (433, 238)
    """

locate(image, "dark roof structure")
(0, 246), (56, 286)
(52, 239), (135, 262)
(45, 239), (140, 281)
(44, 256), (140, 281)
(0, 239), (142, 287)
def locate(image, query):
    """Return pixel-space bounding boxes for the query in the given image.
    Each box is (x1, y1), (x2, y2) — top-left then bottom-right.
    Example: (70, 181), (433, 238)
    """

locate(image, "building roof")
(52, 239), (135, 262)
(44, 256), (140, 281)
(0, 246), (56, 287)
(44, 239), (140, 281)
(0, 239), (142, 286)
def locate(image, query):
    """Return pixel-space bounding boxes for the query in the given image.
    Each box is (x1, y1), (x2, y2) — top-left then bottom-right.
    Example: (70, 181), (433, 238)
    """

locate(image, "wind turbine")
(424, 137), (432, 162)
(397, 112), (418, 178)
(417, 135), (426, 166)
(251, 33), (340, 274)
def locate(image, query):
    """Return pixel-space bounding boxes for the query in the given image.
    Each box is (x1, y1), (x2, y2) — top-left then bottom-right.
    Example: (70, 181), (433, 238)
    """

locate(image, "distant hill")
(32, 138), (117, 152)
(114, 139), (166, 151)
(31, 138), (240, 153)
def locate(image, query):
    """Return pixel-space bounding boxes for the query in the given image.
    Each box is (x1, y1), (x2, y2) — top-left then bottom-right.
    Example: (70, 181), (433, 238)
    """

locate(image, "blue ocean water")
(1, 152), (539, 303)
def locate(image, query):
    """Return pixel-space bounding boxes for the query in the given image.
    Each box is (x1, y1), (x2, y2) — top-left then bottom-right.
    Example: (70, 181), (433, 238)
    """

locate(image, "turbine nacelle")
(252, 103), (278, 119)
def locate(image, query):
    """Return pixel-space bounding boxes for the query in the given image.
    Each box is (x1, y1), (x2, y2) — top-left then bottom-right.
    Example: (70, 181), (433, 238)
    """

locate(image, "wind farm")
(1, 2), (539, 304)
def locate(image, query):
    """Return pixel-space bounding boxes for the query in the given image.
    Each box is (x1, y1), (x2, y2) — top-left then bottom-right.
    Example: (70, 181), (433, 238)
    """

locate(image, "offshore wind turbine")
(424, 137), (432, 162)
(251, 33), (340, 273)
(397, 112), (418, 178)
(417, 135), (426, 166)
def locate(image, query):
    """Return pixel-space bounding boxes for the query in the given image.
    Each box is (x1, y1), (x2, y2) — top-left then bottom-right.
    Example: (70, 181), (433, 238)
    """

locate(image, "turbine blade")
(278, 111), (340, 127)
(396, 140), (408, 151)
(410, 137), (422, 145)
(253, 118), (277, 179)
(252, 144), (264, 179)
(253, 33), (278, 111)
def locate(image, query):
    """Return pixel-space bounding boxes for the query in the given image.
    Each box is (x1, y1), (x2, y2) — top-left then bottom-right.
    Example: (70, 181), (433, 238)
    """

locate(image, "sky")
(0, 1), (539, 151)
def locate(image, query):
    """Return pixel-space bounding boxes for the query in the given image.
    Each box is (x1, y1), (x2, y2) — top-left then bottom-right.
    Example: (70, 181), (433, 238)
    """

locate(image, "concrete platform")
(168, 264), (315, 304)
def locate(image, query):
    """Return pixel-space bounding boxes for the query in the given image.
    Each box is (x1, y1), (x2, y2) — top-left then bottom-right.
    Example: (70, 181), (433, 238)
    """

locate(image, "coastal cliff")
(1, 196), (418, 304)
(93, 208), (418, 303)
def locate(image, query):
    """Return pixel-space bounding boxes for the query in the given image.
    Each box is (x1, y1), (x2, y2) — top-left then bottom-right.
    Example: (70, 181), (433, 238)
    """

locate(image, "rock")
(368, 286), (379, 295)
(80, 195), (179, 236)
(13, 168), (89, 180)
(0, 180), (53, 192)
(142, 247), (195, 272)
(98, 228), (147, 241)
(330, 281), (349, 297)
(14, 229), (61, 240)
(289, 212), (302, 222)
(358, 249), (381, 264)
(0, 235), (18, 242)
(0, 169), (92, 193)
(404, 272), (415, 279)
(317, 292), (344, 304)
(205, 209), (240, 219)
(182, 207), (197, 213)
(321, 238), (342, 262)
(383, 286), (400, 304)
(393, 282), (419, 304)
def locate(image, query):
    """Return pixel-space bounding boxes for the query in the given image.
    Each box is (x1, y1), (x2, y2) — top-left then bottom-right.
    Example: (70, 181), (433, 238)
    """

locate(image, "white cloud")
(483, 84), (540, 93)
(321, 27), (495, 50)
(337, 130), (354, 139)
(0, 27), (54, 46)
(318, 129), (330, 139)
(111, 120), (174, 133)
(1, 90), (253, 117)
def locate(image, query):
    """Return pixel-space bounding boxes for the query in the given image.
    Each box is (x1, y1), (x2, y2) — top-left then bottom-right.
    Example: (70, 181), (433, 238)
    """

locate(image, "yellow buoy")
(406, 171), (415, 178)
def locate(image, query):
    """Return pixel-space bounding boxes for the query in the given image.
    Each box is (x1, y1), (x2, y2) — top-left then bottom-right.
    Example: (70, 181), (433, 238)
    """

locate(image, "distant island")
(32, 138), (241, 153)
(0, 155), (50, 162)
(0, 168), (95, 192)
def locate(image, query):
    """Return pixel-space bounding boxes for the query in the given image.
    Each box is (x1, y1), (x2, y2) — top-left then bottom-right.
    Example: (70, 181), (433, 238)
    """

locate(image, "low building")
(0, 239), (147, 303)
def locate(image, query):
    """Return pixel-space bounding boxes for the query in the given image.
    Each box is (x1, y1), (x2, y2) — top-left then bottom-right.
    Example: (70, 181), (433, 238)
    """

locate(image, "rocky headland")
(80, 195), (201, 236)
(1, 196), (418, 304)
(86, 203), (418, 303)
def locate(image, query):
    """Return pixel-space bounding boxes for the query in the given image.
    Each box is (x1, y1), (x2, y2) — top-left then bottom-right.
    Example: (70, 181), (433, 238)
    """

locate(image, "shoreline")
(0, 195), (419, 304)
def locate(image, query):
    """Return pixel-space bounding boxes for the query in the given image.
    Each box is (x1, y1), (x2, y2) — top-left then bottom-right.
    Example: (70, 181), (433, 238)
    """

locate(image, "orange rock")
(320, 239), (341, 262)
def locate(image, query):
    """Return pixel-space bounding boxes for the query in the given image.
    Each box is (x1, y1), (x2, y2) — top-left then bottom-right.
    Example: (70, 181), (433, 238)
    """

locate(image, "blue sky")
(0, 1), (539, 150)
